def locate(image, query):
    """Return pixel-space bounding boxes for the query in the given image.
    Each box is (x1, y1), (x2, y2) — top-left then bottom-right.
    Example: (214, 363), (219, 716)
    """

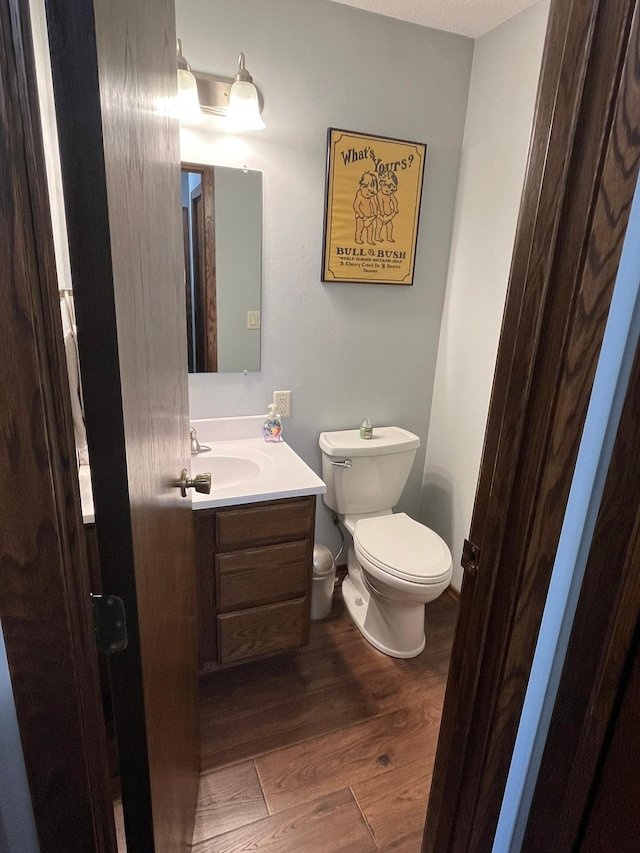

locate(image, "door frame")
(522, 199), (640, 846)
(0, 0), (115, 849)
(424, 1), (640, 850)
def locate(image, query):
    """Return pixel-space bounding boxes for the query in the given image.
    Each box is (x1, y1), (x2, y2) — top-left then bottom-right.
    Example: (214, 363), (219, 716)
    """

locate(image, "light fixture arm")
(235, 52), (253, 84)
(176, 39), (191, 72)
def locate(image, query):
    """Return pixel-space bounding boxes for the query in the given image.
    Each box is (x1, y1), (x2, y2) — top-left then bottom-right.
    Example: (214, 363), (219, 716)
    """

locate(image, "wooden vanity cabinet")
(195, 495), (316, 672)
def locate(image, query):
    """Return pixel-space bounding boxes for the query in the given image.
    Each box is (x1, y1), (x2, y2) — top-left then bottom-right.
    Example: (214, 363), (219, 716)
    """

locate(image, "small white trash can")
(310, 545), (336, 620)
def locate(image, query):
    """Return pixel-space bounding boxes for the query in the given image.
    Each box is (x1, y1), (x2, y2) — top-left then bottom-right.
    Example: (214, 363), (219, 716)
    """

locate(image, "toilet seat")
(354, 513), (452, 585)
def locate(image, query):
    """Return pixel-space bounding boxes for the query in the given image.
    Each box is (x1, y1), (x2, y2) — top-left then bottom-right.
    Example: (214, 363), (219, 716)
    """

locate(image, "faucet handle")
(190, 426), (210, 455)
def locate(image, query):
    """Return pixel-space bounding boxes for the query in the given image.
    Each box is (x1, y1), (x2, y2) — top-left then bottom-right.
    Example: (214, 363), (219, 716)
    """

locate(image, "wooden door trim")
(183, 206), (194, 372)
(523, 239), (640, 846)
(424, 1), (640, 850)
(190, 183), (205, 368)
(0, 0), (115, 849)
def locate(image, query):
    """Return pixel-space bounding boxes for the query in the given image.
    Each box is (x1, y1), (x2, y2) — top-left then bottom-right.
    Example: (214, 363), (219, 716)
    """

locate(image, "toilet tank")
(319, 427), (420, 515)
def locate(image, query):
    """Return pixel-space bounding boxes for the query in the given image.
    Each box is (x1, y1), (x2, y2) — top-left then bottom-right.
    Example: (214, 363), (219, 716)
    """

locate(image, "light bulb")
(177, 68), (205, 124)
(227, 81), (265, 132)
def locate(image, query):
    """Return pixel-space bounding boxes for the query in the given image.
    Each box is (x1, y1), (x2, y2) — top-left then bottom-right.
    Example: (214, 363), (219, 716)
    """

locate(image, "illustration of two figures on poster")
(353, 170), (399, 245)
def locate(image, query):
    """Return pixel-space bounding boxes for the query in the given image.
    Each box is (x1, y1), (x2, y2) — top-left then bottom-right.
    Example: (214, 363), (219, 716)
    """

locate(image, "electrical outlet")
(273, 390), (291, 418)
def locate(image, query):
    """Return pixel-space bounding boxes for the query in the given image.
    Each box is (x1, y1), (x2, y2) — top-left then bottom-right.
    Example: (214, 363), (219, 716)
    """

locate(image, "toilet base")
(342, 562), (426, 659)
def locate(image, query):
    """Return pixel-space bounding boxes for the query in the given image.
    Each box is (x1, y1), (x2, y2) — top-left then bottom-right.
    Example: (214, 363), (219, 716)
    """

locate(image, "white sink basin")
(207, 455), (263, 488)
(190, 416), (326, 509)
(192, 441), (276, 491)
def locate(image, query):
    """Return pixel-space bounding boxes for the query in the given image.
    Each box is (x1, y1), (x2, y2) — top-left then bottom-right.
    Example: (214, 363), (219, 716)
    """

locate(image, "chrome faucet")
(190, 427), (210, 455)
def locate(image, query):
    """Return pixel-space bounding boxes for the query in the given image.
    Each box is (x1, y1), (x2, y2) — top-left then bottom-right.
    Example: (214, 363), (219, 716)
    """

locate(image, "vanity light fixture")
(176, 39), (205, 124)
(181, 51), (266, 132)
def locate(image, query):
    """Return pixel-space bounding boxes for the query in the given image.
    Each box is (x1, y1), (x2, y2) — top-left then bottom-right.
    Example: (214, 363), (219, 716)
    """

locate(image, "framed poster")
(322, 128), (427, 285)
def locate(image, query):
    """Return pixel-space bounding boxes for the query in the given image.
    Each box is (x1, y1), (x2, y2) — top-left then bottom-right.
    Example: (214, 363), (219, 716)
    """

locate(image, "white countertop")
(190, 416), (326, 509)
(79, 415), (325, 523)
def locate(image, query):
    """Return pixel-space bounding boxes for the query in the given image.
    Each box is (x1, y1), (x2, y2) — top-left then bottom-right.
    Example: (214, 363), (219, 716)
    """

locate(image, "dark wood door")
(46, 0), (200, 851)
(578, 634), (640, 853)
(523, 406), (640, 853)
(521, 219), (640, 849)
(424, 1), (640, 851)
(0, 0), (115, 849)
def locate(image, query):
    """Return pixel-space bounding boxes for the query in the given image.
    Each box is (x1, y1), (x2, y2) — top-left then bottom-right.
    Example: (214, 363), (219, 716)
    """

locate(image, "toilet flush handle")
(330, 459), (352, 468)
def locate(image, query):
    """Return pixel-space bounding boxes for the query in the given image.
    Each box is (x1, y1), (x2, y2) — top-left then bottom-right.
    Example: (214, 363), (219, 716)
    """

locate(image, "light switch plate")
(247, 310), (261, 329)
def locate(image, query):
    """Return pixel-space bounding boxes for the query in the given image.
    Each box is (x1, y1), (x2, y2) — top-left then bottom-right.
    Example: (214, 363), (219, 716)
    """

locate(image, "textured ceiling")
(329, 0), (539, 37)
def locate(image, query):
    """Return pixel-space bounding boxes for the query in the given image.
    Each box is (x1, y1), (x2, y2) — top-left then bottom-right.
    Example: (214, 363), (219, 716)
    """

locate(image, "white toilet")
(319, 426), (453, 658)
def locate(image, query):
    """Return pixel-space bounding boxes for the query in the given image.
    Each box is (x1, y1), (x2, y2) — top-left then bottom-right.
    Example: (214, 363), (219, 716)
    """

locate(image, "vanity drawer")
(215, 498), (312, 551)
(217, 598), (308, 665)
(216, 541), (310, 613)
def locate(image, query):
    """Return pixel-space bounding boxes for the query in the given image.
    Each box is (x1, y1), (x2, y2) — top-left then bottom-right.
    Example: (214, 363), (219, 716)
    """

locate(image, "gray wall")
(177, 0), (474, 551)
(422, 1), (550, 589)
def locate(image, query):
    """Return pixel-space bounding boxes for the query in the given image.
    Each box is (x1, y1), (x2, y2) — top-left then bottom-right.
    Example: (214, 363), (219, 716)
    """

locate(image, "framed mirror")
(181, 163), (262, 373)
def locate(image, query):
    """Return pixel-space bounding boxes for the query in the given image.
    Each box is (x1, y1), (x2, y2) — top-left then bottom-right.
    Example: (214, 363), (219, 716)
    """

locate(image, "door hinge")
(461, 539), (480, 576)
(91, 594), (128, 654)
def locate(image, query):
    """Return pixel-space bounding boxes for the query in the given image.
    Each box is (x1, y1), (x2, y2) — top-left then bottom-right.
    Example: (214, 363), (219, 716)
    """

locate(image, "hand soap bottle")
(263, 403), (283, 443)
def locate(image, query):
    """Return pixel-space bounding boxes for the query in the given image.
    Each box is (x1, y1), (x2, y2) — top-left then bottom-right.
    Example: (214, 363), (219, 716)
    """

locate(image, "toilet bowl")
(319, 427), (453, 658)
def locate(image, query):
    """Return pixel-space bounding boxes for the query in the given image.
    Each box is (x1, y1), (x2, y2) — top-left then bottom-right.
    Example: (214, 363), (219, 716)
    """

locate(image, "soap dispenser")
(263, 403), (283, 443)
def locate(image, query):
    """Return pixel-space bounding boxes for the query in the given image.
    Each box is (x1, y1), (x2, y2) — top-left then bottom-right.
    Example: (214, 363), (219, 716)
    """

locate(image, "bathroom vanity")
(81, 416), (326, 674)
(189, 416), (325, 671)
(195, 495), (316, 671)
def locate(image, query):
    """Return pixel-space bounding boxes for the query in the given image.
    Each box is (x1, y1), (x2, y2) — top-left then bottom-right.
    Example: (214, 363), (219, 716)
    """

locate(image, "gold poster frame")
(322, 128), (427, 286)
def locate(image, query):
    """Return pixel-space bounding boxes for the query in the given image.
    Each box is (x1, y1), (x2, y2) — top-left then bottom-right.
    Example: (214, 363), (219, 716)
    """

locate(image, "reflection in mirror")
(181, 164), (262, 373)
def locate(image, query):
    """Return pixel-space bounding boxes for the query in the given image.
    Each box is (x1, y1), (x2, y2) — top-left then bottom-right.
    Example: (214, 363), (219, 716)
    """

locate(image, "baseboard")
(446, 584), (460, 603)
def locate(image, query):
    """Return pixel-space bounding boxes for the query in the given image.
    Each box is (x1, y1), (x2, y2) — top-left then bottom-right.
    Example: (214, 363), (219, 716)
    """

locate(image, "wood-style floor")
(194, 583), (457, 852)
(116, 583), (457, 852)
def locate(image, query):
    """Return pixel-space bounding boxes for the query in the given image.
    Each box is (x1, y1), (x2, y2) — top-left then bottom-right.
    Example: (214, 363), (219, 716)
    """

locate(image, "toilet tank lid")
(319, 426), (420, 457)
